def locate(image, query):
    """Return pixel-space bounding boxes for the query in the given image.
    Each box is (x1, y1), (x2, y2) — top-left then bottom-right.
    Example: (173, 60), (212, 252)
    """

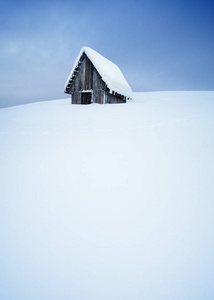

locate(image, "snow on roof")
(65, 47), (132, 98)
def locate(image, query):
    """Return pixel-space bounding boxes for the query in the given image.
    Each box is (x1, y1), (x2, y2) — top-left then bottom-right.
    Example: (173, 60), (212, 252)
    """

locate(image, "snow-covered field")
(1, 91), (214, 300)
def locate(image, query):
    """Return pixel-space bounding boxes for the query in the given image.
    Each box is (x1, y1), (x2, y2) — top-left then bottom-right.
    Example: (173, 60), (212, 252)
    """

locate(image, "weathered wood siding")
(66, 52), (126, 104)
(105, 92), (126, 104)
(93, 67), (106, 104)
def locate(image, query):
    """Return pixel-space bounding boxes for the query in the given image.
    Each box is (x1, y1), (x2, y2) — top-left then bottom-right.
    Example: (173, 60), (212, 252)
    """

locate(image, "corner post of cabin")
(84, 56), (88, 90)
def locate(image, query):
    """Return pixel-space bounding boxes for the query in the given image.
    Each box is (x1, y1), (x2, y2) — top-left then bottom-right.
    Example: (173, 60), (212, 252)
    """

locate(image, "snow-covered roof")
(65, 47), (132, 98)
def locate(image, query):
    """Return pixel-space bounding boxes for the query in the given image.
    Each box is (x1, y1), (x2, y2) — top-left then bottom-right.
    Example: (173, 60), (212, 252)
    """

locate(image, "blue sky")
(0, 0), (214, 107)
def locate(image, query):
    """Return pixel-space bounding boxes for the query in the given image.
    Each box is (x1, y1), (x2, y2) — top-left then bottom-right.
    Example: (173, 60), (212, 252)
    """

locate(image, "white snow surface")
(1, 91), (214, 300)
(65, 46), (133, 98)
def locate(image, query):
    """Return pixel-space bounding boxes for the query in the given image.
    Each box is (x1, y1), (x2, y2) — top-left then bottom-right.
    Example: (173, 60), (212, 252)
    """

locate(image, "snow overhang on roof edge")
(64, 47), (133, 98)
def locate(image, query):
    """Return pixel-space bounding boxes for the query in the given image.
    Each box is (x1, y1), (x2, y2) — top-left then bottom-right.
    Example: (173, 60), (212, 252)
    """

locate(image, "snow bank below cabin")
(65, 46), (132, 98)
(0, 91), (214, 300)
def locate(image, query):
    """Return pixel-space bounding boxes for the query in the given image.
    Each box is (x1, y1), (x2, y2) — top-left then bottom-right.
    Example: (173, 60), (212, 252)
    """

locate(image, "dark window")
(81, 92), (91, 105)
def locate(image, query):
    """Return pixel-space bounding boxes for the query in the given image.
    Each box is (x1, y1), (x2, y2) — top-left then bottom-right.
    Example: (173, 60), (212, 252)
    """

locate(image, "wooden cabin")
(64, 47), (132, 104)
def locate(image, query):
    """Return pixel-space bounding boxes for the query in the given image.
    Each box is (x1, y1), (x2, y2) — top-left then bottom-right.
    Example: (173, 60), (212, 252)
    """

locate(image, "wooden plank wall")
(68, 53), (126, 104)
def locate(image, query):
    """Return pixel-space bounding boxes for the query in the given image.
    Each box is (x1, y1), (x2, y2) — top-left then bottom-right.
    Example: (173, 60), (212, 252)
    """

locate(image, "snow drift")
(1, 91), (214, 300)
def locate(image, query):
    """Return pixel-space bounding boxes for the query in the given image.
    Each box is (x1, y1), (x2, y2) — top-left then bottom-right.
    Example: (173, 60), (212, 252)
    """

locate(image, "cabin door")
(81, 92), (91, 104)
